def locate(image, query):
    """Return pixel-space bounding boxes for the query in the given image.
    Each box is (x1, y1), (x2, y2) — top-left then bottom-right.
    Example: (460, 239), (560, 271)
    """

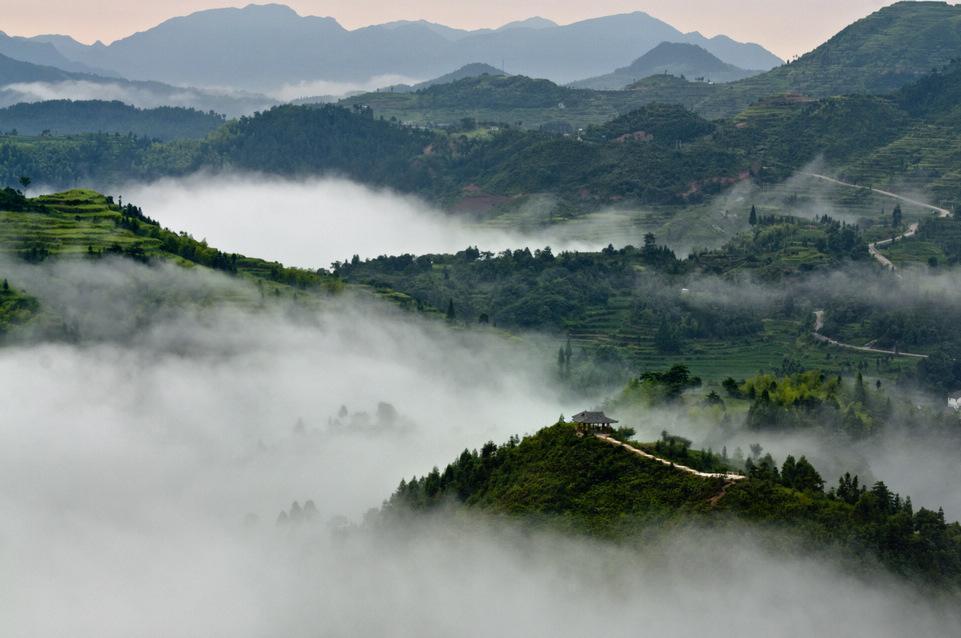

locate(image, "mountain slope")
(32, 4), (781, 91)
(571, 42), (761, 90)
(626, 1), (961, 118)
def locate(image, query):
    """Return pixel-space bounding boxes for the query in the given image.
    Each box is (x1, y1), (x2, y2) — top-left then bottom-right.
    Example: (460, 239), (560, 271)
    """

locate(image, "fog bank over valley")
(121, 175), (641, 268)
(272, 74), (423, 102)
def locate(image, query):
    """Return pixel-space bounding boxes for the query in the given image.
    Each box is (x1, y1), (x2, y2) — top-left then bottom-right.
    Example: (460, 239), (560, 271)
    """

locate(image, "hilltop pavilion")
(571, 410), (618, 433)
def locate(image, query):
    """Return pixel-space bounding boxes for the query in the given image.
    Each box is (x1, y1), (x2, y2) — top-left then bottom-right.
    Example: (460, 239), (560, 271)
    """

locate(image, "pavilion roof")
(571, 410), (618, 425)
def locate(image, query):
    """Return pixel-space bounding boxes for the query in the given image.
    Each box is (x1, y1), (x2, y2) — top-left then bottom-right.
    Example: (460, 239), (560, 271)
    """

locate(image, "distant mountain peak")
(628, 42), (732, 70)
(497, 17), (558, 31)
(570, 40), (759, 90)
(236, 3), (300, 16)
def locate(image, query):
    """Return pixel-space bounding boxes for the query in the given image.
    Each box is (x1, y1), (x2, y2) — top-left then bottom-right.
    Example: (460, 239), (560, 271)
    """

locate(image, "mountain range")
(13, 3), (783, 92)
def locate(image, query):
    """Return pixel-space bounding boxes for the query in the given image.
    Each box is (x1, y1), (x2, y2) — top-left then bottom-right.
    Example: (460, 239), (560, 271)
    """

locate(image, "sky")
(3, 0), (918, 60)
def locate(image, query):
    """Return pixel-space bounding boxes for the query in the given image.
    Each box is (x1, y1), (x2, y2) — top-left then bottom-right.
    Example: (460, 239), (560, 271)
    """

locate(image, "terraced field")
(563, 298), (915, 381)
(0, 189), (345, 337)
(2, 191), (168, 256)
(844, 124), (961, 210)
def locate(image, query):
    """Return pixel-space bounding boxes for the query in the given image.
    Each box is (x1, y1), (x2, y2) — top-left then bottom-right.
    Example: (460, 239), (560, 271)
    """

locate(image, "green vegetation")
(387, 422), (961, 586)
(0, 100), (226, 140)
(738, 370), (890, 437)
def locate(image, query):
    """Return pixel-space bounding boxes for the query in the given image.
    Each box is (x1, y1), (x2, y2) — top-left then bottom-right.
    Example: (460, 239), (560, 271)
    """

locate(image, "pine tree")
(749, 205), (758, 226)
(1, 278), (7, 292)
(855, 372), (867, 404)
(446, 299), (456, 321)
(892, 204), (903, 228)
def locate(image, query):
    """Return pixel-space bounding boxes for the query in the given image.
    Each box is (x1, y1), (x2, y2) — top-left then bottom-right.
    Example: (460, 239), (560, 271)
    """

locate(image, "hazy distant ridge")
(26, 4), (783, 92)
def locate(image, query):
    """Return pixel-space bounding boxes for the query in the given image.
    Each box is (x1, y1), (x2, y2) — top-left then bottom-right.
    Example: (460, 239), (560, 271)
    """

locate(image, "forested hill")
(386, 422), (961, 587)
(0, 101), (226, 140)
(339, 73), (677, 130)
(4, 56), (961, 208)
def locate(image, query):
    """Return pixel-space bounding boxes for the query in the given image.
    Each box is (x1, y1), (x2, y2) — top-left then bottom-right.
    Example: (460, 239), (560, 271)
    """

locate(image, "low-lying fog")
(8, 162), (961, 635)
(3, 257), (960, 637)
(0, 82), (276, 117)
(121, 175), (636, 268)
(272, 74), (422, 102)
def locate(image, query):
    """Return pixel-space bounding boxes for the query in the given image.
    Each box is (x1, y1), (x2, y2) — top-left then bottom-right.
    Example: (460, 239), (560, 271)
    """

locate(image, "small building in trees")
(571, 410), (618, 433)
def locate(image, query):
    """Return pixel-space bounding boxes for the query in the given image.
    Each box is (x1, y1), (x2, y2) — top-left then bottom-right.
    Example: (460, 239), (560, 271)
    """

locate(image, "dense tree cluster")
(740, 371), (889, 436)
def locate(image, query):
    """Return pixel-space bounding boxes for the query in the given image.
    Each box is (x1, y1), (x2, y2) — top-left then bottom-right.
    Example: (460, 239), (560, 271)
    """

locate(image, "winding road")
(802, 173), (948, 359)
(801, 173), (951, 218)
(811, 310), (928, 359)
(803, 172), (950, 272)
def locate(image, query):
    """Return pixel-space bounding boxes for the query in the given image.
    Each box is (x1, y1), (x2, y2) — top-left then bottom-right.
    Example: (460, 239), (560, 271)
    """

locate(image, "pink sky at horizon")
(1, 1), (929, 59)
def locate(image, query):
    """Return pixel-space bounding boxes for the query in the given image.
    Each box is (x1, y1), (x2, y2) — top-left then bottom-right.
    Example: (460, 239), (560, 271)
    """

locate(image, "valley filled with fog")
(6, 2), (961, 634)
(2, 254), (960, 637)
(122, 175), (627, 268)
